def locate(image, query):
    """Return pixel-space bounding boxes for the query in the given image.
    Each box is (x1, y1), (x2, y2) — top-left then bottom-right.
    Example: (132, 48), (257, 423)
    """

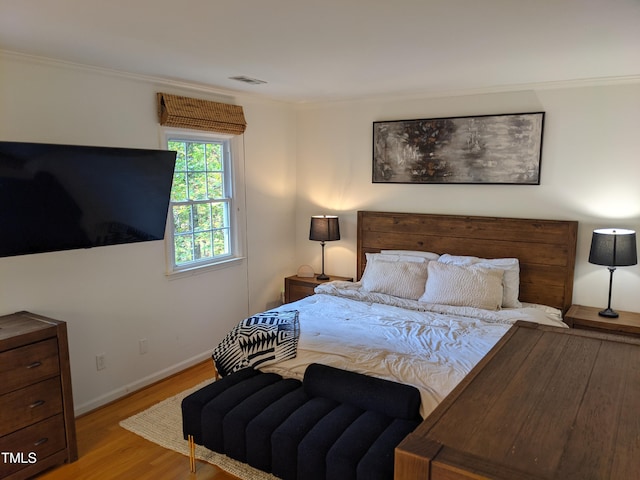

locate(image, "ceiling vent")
(229, 76), (267, 85)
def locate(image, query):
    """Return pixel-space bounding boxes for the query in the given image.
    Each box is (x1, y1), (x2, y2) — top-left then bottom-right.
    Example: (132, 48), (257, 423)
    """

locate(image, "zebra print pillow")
(213, 310), (300, 376)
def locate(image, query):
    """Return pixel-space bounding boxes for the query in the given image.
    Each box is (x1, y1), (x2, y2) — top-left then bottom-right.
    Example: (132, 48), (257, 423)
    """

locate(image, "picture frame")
(372, 112), (544, 184)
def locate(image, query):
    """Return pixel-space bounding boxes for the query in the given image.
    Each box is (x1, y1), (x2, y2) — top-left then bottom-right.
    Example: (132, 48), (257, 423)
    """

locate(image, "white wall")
(294, 83), (640, 312)
(0, 52), (297, 414)
(242, 99), (298, 313)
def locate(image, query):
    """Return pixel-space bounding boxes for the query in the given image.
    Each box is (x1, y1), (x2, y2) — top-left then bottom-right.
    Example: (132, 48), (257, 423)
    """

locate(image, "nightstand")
(284, 274), (353, 303)
(565, 304), (640, 338)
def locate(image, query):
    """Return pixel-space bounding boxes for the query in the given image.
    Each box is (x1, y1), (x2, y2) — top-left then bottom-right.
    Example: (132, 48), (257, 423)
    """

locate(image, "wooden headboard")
(357, 211), (578, 314)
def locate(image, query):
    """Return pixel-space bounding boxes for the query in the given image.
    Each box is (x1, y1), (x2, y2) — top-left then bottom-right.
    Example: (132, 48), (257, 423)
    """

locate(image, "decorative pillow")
(212, 310), (300, 376)
(361, 259), (429, 300)
(438, 254), (521, 308)
(381, 250), (441, 261)
(419, 262), (504, 310)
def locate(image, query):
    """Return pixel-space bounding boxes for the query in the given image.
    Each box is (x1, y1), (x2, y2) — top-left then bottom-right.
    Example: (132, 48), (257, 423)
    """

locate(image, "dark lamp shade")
(588, 229), (637, 267)
(309, 216), (340, 242)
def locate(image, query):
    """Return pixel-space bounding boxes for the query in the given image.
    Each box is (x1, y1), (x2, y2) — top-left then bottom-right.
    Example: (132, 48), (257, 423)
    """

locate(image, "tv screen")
(0, 141), (177, 258)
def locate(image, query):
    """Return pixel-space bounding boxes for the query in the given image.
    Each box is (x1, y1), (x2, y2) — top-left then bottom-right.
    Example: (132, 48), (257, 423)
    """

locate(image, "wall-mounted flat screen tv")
(0, 141), (177, 258)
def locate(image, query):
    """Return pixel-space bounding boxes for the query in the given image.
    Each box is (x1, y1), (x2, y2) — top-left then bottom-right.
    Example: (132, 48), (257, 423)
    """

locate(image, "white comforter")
(260, 281), (567, 418)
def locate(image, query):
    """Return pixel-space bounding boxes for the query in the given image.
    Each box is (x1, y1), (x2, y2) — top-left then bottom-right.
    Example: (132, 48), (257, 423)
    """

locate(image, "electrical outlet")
(96, 353), (106, 371)
(139, 338), (148, 355)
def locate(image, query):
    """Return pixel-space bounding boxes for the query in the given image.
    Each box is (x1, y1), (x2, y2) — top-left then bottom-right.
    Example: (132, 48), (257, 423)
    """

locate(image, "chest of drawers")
(0, 311), (77, 479)
(395, 321), (640, 479)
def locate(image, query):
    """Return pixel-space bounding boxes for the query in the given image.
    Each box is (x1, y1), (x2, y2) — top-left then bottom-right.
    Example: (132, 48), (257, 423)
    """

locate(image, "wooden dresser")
(395, 321), (640, 480)
(0, 311), (77, 479)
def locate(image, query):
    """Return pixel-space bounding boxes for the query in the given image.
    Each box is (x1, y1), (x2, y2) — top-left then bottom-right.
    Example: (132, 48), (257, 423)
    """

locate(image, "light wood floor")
(37, 360), (240, 480)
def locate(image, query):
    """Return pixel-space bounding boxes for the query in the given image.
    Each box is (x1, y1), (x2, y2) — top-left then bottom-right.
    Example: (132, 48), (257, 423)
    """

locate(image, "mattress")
(260, 281), (567, 418)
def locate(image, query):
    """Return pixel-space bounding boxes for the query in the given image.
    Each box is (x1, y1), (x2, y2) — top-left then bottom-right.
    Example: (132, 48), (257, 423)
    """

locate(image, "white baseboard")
(73, 351), (213, 416)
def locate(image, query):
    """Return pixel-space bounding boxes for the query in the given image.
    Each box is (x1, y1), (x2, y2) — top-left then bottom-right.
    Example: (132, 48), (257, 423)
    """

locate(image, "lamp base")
(598, 308), (619, 318)
(316, 273), (330, 280)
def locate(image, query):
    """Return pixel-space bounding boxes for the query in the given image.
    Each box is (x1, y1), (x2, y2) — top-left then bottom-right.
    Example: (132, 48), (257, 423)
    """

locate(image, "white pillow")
(361, 259), (429, 300)
(365, 252), (428, 263)
(381, 250), (440, 261)
(419, 262), (504, 310)
(438, 254), (521, 308)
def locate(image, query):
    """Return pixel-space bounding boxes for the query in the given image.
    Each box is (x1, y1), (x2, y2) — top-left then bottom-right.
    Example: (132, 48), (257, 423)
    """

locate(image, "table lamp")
(588, 228), (637, 318)
(309, 215), (340, 280)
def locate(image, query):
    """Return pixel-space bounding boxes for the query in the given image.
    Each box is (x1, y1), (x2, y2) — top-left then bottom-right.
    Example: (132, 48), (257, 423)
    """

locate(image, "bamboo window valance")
(157, 93), (247, 135)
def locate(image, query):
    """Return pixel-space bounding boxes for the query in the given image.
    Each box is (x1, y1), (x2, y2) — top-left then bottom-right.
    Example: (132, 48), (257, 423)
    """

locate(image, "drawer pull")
(29, 400), (45, 408)
(33, 438), (49, 447)
(26, 361), (42, 369)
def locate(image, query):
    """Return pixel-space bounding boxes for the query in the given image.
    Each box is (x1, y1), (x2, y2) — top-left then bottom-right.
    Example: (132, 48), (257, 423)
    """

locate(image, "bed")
(257, 211), (578, 418)
(196, 211), (579, 479)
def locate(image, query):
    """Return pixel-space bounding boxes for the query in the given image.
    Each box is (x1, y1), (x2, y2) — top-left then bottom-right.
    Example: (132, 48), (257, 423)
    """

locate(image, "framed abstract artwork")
(372, 112), (544, 184)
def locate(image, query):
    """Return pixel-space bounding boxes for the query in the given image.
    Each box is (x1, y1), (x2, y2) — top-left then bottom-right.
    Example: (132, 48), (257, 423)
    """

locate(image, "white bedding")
(260, 281), (567, 418)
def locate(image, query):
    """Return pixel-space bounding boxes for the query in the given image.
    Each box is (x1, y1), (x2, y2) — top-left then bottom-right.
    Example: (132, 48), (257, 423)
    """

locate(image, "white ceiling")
(1, 0), (639, 103)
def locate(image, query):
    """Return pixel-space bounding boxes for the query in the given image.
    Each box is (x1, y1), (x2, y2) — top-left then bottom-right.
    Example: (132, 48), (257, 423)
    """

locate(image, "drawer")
(287, 283), (315, 302)
(0, 414), (66, 479)
(0, 377), (63, 435)
(0, 338), (59, 395)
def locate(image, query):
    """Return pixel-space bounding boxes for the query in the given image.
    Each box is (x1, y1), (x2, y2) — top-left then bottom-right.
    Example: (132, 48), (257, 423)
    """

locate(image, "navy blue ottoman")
(181, 363), (421, 480)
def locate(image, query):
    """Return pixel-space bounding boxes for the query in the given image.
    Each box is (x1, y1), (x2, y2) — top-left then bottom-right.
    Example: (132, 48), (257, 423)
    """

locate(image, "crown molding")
(296, 75), (640, 108)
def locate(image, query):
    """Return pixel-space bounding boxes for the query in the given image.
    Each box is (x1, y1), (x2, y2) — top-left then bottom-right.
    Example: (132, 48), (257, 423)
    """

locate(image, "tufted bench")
(182, 363), (422, 480)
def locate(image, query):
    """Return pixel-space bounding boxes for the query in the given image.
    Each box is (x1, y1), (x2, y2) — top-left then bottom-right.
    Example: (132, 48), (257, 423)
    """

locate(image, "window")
(163, 130), (244, 274)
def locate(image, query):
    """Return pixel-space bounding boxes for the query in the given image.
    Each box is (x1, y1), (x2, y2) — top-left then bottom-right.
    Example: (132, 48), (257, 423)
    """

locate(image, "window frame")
(161, 127), (246, 277)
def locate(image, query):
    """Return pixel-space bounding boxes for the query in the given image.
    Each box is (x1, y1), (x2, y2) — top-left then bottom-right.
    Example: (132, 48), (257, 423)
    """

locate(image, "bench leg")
(188, 435), (196, 473)
(212, 358), (221, 380)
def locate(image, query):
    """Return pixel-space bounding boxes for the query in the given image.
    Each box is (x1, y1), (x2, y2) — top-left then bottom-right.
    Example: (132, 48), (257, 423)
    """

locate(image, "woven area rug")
(119, 379), (277, 480)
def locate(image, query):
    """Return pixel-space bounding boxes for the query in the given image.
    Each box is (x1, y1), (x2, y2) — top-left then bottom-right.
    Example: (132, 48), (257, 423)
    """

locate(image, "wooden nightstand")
(565, 304), (640, 338)
(284, 274), (353, 303)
